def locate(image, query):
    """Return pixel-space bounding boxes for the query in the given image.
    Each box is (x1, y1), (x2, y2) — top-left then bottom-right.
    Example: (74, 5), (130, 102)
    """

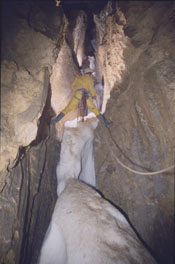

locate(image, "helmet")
(83, 68), (94, 74)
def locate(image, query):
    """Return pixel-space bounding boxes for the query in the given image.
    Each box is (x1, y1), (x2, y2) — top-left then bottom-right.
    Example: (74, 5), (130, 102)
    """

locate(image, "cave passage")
(53, 5), (107, 194)
(1, 1), (174, 264)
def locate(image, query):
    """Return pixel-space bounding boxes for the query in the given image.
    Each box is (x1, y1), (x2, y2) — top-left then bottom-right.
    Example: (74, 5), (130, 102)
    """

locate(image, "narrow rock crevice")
(1, 1), (175, 264)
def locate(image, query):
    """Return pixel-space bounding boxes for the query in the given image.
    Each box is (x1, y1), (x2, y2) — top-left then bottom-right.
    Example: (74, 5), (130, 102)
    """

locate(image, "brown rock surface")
(1, 1), (175, 264)
(50, 40), (80, 141)
(1, 2), (65, 185)
(50, 10), (87, 140)
(95, 2), (175, 264)
(0, 2), (65, 263)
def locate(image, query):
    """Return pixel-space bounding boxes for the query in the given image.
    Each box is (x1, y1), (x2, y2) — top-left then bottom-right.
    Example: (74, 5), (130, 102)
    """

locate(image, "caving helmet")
(80, 56), (94, 74)
(80, 67), (94, 75)
(83, 68), (94, 74)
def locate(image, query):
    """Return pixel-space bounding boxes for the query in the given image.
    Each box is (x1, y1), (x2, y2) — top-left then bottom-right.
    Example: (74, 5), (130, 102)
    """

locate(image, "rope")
(78, 90), (88, 122)
(107, 128), (175, 176)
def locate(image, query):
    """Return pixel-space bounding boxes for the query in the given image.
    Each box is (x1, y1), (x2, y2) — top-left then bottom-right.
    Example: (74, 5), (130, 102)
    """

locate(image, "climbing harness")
(106, 127), (175, 176)
(78, 88), (89, 122)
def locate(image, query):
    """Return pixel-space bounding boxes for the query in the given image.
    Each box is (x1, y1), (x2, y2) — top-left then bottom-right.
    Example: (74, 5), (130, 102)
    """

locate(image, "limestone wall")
(0, 2), (65, 263)
(95, 2), (175, 263)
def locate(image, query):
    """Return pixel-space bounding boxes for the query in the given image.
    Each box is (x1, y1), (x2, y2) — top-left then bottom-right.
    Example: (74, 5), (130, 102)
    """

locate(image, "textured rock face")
(1, 1), (174, 264)
(39, 179), (157, 264)
(0, 128), (59, 264)
(50, 40), (80, 141)
(1, 1), (65, 183)
(50, 10), (87, 141)
(1, 62), (50, 183)
(95, 2), (175, 264)
(0, 2), (65, 263)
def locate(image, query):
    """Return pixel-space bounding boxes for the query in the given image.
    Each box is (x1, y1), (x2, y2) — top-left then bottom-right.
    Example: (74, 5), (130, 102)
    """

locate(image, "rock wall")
(1, 1), (175, 264)
(95, 2), (175, 264)
(1, 0), (65, 182)
(0, 1), (65, 263)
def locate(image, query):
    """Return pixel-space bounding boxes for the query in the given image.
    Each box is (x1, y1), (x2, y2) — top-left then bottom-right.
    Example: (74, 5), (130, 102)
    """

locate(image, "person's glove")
(50, 112), (65, 125)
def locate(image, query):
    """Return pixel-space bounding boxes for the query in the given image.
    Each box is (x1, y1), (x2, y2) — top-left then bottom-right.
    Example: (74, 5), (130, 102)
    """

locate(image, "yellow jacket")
(71, 74), (97, 98)
(61, 74), (100, 116)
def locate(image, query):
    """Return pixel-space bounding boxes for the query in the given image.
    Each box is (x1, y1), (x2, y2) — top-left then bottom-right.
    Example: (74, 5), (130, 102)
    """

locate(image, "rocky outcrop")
(0, 126), (59, 264)
(0, 1), (65, 263)
(1, 1), (65, 184)
(95, 2), (175, 264)
(1, 62), (50, 185)
(39, 179), (157, 264)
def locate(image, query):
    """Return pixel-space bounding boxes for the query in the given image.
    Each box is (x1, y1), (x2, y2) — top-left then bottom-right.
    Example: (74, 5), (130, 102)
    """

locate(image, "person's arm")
(88, 77), (97, 98)
(71, 77), (78, 90)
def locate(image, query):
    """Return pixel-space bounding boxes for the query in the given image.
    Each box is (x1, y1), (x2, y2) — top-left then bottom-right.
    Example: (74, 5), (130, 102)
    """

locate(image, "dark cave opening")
(84, 14), (96, 56)
(61, 0), (108, 15)
(61, 0), (108, 57)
